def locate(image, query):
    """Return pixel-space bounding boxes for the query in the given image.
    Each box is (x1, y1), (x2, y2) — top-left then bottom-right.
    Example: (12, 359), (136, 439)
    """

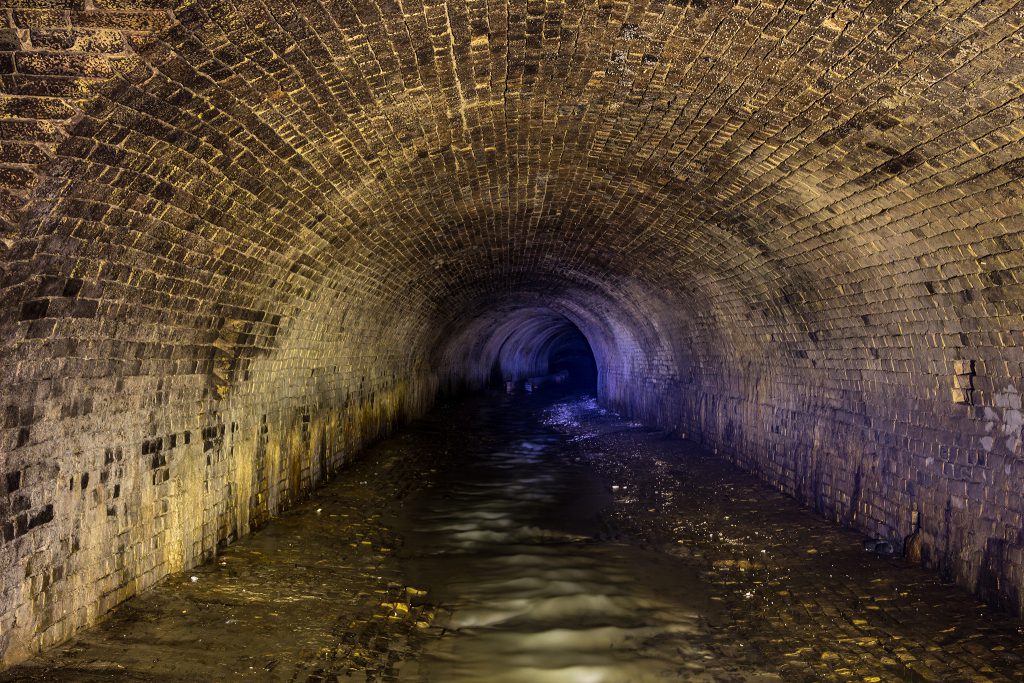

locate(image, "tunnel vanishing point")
(0, 0), (1024, 672)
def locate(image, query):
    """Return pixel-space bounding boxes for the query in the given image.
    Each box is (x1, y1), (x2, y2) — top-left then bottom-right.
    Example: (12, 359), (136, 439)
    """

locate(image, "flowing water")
(5, 392), (1023, 682)
(396, 395), (778, 682)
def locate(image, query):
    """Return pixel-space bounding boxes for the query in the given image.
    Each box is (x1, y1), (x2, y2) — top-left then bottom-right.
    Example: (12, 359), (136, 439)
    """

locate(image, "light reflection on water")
(397, 397), (778, 682)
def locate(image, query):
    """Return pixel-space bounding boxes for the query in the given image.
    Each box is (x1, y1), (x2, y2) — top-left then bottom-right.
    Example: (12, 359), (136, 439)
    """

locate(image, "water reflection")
(398, 396), (777, 682)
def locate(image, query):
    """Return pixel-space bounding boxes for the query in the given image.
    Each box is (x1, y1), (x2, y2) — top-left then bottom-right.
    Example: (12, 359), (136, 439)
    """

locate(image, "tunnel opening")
(488, 358), (504, 388)
(1, 0), (1023, 672)
(473, 310), (602, 397)
(546, 326), (598, 394)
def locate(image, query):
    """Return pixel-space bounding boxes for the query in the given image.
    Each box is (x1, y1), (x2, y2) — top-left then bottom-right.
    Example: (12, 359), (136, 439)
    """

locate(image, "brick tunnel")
(1, 0), (1024, 678)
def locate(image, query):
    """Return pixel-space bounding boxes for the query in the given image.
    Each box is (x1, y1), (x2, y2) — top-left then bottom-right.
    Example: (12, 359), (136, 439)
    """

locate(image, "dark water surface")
(395, 398), (774, 681)
(3, 391), (1022, 682)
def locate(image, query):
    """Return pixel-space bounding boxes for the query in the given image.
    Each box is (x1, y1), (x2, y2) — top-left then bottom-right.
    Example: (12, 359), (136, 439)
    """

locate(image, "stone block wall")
(0, 1), (450, 662)
(3, 292), (438, 664)
(2, 0), (1024, 669)
(3, 374), (433, 652)
(604, 278), (1024, 619)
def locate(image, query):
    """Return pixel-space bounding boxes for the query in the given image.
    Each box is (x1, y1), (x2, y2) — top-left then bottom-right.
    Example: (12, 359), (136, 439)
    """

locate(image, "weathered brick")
(70, 10), (174, 32)
(0, 0), (1023, 673)
(10, 10), (71, 29)
(15, 52), (113, 77)
(0, 95), (76, 120)
(0, 141), (49, 164)
(28, 29), (125, 52)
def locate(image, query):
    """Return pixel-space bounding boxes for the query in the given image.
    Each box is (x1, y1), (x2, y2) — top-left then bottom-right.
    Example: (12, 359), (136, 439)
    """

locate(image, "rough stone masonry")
(0, 0), (1023, 669)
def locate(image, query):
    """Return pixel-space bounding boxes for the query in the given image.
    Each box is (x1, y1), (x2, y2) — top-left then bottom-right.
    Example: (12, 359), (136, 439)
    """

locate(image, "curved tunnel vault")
(444, 306), (599, 392)
(0, 0), (1023, 666)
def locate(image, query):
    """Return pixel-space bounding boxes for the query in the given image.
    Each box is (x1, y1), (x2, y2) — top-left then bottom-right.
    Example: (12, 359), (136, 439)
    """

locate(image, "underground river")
(2, 391), (1022, 681)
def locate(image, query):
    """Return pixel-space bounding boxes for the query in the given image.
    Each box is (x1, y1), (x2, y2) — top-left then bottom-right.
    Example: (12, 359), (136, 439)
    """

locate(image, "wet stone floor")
(3, 392), (1024, 682)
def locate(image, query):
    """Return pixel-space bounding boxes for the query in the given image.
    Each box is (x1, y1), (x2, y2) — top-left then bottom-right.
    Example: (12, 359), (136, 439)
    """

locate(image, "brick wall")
(2, 0), (1023, 668)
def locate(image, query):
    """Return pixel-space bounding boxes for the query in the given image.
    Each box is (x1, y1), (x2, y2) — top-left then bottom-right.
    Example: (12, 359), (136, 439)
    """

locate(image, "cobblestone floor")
(2, 391), (1022, 681)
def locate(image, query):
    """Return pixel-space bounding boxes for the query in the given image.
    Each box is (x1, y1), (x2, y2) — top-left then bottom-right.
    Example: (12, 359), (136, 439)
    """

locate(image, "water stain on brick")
(0, 0), (1023, 673)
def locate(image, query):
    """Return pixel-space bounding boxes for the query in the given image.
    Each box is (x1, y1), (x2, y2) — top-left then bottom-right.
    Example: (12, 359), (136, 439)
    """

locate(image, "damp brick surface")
(1, 0), (1023, 668)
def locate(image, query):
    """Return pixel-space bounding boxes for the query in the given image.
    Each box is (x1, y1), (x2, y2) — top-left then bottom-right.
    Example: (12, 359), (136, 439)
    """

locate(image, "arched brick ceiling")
(1, 0), (1024, 665)
(2, 0), (1020, 382)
